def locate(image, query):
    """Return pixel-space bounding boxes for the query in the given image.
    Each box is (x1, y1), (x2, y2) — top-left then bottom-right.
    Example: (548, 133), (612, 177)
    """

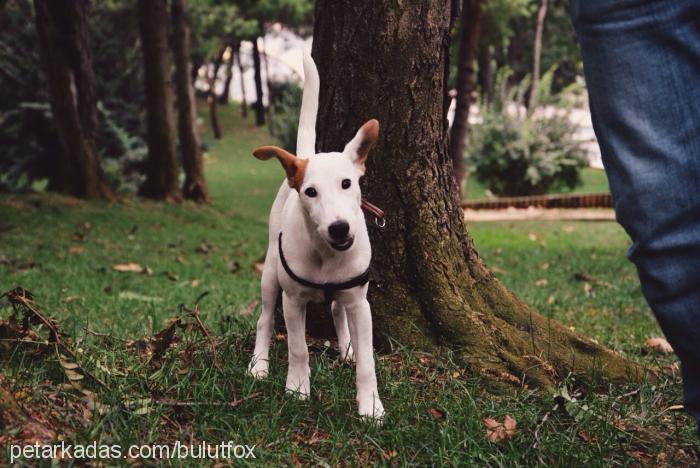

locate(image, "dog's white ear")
(343, 119), (379, 174)
(253, 146), (308, 191)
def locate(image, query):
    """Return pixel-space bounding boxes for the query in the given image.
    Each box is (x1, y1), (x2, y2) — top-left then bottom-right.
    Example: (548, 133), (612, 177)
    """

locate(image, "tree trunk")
(252, 36), (265, 126)
(477, 45), (493, 103)
(138, 0), (181, 201)
(448, 0), (483, 197)
(217, 43), (234, 105)
(528, 0), (548, 113)
(235, 45), (248, 119)
(171, 0), (209, 203)
(191, 59), (202, 84)
(33, 0), (113, 199)
(207, 47), (225, 140)
(261, 29), (274, 133)
(312, 0), (641, 388)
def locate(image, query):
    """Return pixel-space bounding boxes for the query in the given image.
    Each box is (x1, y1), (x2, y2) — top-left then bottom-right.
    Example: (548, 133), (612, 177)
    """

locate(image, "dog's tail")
(296, 50), (319, 159)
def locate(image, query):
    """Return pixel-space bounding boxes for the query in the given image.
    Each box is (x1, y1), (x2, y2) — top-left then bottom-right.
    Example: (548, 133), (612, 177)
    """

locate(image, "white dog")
(247, 52), (384, 420)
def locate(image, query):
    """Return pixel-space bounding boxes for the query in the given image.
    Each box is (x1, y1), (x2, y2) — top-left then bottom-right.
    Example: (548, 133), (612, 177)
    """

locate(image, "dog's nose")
(328, 221), (350, 241)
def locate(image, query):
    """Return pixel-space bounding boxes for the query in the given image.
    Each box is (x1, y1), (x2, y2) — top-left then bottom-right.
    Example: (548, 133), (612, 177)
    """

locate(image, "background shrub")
(269, 81), (302, 153)
(0, 0), (146, 194)
(466, 68), (588, 197)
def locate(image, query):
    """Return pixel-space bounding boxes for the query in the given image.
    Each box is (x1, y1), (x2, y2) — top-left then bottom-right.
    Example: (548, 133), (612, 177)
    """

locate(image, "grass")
(0, 103), (697, 466)
(463, 167), (610, 200)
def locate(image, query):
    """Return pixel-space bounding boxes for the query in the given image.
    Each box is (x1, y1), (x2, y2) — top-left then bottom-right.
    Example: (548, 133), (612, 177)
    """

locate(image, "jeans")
(569, 0), (700, 428)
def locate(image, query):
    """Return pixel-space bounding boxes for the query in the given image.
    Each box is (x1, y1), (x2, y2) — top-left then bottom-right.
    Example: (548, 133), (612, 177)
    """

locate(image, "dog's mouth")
(329, 236), (354, 251)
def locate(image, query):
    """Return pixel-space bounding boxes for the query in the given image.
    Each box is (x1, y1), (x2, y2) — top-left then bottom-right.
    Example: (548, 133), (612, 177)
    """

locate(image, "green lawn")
(464, 167), (610, 200)
(1, 103), (696, 466)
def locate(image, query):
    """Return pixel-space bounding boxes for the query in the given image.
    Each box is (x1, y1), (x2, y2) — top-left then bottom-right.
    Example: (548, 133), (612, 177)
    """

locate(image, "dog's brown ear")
(343, 119), (379, 174)
(253, 146), (308, 191)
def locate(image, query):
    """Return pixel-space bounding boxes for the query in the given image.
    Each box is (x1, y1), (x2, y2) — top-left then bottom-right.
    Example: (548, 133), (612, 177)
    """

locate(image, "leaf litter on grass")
(2, 283), (698, 465)
(0, 287), (258, 445)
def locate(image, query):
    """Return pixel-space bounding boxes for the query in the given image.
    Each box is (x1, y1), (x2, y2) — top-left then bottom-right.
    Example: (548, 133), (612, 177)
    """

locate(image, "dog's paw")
(247, 359), (269, 379)
(285, 372), (310, 399)
(357, 394), (385, 422)
(285, 387), (310, 400)
(340, 344), (355, 363)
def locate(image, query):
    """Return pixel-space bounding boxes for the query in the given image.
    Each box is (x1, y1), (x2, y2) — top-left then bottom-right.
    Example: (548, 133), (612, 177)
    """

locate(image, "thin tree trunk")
(138, 0), (180, 201)
(235, 45), (248, 118)
(207, 47), (225, 139)
(477, 45), (493, 103)
(171, 0), (209, 203)
(252, 36), (265, 126)
(217, 43), (234, 105)
(312, 0), (640, 388)
(191, 59), (201, 84)
(528, 0), (548, 113)
(261, 29), (274, 132)
(33, 0), (113, 199)
(449, 0), (483, 197)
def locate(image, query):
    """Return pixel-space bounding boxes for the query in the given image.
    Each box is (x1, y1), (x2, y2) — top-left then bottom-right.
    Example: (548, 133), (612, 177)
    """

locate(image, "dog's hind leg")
(282, 292), (310, 398)
(331, 300), (355, 362)
(248, 251), (279, 379)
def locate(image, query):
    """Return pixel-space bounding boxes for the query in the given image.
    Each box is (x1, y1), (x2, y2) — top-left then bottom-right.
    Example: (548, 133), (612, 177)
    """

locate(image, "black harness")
(278, 232), (370, 302)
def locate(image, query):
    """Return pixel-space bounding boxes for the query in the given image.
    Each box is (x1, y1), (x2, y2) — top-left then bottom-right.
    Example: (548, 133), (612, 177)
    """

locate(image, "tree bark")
(448, 0), (483, 197)
(235, 45), (248, 119)
(477, 45), (493, 103)
(261, 29), (274, 133)
(138, 0), (181, 201)
(171, 0), (209, 203)
(207, 47), (225, 140)
(252, 36), (266, 126)
(312, 0), (641, 388)
(33, 0), (113, 199)
(217, 43), (234, 105)
(528, 0), (548, 113)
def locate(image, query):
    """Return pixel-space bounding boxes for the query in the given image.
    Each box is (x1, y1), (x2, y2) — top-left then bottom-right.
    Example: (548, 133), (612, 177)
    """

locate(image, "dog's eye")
(304, 187), (317, 198)
(341, 179), (351, 189)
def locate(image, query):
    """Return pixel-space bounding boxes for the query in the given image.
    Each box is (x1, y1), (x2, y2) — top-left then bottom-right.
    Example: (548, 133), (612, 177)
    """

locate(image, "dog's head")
(253, 119), (379, 251)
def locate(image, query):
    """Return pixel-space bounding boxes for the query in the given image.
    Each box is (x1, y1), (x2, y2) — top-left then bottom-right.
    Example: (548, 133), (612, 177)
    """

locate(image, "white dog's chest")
(276, 262), (369, 305)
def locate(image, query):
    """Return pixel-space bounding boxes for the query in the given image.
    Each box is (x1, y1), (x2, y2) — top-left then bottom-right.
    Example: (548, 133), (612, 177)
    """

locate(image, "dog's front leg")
(331, 301), (355, 362)
(345, 298), (384, 420)
(282, 292), (310, 398)
(248, 258), (279, 379)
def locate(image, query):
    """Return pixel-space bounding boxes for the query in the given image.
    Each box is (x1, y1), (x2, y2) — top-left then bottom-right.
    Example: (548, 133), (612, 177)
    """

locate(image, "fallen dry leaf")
(483, 415), (517, 443)
(428, 408), (446, 419)
(645, 337), (673, 354)
(241, 300), (257, 317)
(112, 263), (142, 273)
(68, 246), (84, 254)
(190, 279), (200, 288)
(252, 262), (264, 274)
(535, 278), (548, 287)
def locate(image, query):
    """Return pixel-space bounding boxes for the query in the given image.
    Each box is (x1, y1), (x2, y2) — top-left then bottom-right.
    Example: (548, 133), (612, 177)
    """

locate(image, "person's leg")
(569, 0), (700, 428)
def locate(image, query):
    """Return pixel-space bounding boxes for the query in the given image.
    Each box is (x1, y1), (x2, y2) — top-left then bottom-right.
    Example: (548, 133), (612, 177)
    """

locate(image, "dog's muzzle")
(330, 236), (354, 251)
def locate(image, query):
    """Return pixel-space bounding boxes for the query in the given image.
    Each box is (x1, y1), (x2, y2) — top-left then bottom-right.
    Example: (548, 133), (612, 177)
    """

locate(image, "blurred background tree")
(0, 0), (587, 201)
